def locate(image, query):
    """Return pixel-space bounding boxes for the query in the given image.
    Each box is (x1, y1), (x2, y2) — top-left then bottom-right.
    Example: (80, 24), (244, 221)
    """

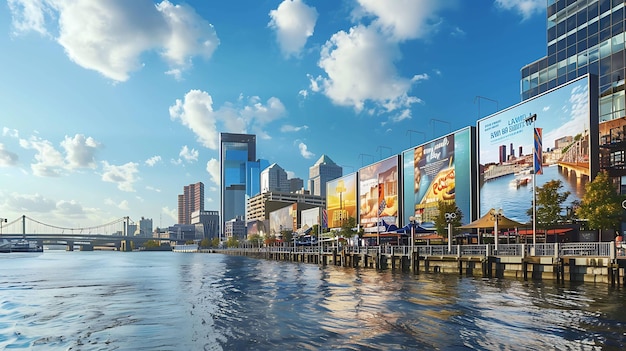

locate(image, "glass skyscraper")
(220, 133), (256, 239)
(521, 0), (626, 193)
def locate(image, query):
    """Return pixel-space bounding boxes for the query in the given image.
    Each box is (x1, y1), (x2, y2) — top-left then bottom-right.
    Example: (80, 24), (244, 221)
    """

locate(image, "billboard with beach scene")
(477, 75), (598, 223)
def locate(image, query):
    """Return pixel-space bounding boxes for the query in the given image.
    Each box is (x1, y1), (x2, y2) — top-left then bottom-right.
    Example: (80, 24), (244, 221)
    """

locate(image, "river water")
(1, 251), (626, 350)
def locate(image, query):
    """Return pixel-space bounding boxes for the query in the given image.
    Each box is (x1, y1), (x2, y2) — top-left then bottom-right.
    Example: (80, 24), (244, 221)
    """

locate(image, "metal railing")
(225, 242), (617, 259)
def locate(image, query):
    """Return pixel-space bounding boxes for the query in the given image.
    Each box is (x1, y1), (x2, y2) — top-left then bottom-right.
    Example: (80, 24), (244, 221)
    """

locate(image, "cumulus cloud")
(298, 142), (314, 159)
(101, 161), (139, 192)
(268, 0), (318, 58)
(5, 192), (56, 212)
(19, 136), (65, 177)
(61, 134), (99, 170)
(311, 25), (421, 113)
(178, 145), (198, 163)
(56, 199), (85, 216)
(355, 0), (444, 41)
(105, 198), (129, 210)
(162, 206), (177, 221)
(8, 0), (219, 81)
(0, 143), (19, 167)
(495, 0), (545, 20)
(169, 90), (286, 149)
(145, 155), (162, 166)
(206, 158), (219, 185)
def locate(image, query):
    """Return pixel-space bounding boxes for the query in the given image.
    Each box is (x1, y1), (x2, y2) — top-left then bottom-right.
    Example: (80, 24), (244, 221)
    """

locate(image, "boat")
(0, 238), (43, 253)
(172, 243), (199, 252)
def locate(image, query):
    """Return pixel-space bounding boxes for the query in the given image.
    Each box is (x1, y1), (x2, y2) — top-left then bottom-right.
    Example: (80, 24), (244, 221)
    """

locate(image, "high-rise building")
(220, 133), (256, 238)
(289, 177), (304, 192)
(308, 154), (342, 198)
(178, 182), (204, 224)
(260, 163), (290, 193)
(137, 217), (153, 237)
(521, 0), (626, 192)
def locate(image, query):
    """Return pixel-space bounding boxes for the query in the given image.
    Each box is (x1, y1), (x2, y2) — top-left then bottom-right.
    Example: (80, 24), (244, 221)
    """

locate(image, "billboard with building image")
(326, 173), (357, 229)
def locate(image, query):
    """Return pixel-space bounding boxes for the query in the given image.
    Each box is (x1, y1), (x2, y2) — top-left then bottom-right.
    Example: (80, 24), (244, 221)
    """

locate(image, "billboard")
(326, 173), (357, 228)
(402, 127), (474, 226)
(358, 156), (399, 232)
(477, 75), (598, 222)
(269, 204), (296, 236)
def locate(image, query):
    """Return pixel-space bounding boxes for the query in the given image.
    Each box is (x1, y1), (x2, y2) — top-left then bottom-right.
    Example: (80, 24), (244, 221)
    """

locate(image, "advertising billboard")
(358, 156), (399, 232)
(326, 173), (357, 229)
(477, 75), (598, 222)
(269, 204), (296, 236)
(402, 127), (474, 226)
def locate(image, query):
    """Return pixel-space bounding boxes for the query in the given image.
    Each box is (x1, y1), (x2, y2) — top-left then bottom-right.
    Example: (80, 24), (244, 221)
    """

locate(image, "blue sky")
(0, 0), (548, 228)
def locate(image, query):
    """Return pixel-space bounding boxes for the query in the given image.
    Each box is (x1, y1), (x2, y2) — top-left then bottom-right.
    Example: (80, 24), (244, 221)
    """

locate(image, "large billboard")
(477, 75), (598, 222)
(402, 127), (474, 226)
(326, 173), (357, 228)
(269, 204), (296, 236)
(358, 156), (399, 232)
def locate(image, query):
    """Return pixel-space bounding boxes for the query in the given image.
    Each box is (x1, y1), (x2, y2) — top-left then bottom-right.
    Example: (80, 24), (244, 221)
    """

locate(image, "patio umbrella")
(457, 208), (525, 230)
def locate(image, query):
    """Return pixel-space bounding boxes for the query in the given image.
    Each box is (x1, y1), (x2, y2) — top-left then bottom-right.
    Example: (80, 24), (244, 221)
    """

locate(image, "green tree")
(576, 171), (623, 237)
(434, 201), (463, 237)
(143, 240), (160, 248)
(281, 230), (294, 245)
(211, 237), (220, 248)
(249, 234), (262, 247)
(527, 179), (570, 229)
(226, 236), (239, 248)
(199, 238), (210, 248)
(338, 216), (357, 239)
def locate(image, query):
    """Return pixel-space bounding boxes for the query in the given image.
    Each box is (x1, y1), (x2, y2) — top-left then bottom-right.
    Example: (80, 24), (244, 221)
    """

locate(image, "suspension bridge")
(0, 215), (148, 251)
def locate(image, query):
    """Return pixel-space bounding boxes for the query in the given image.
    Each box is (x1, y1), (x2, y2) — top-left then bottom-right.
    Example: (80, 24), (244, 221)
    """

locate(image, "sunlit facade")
(521, 0), (626, 193)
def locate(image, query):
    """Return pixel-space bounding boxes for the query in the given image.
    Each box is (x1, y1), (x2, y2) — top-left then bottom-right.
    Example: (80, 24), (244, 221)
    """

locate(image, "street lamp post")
(409, 216), (416, 256)
(525, 113), (538, 245)
(445, 213), (456, 252)
(492, 209), (503, 252)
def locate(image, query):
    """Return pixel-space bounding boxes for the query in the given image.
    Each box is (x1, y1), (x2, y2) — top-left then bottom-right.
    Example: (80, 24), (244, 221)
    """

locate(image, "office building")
(224, 217), (246, 240)
(136, 217), (153, 237)
(308, 154), (342, 198)
(521, 0), (626, 192)
(178, 182), (204, 224)
(191, 210), (220, 240)
(220, 133), (256, 238)
(289, 177), (304, 192)
(260, 163), (290, 193)
(247, 191), (325, 224)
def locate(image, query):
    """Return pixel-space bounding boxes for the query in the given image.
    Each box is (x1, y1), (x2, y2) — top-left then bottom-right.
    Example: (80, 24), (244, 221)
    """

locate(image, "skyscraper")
(178, 182), (204, 224)
(521, 0), (626, 192)
(308, 154), (342, 198)
(220, 133), (256, 238)
(260, 163), (290, 193)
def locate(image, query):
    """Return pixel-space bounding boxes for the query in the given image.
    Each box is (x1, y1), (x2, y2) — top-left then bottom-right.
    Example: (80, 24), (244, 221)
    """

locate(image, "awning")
(458, 208), (525, 230)
(517, 228), (572, 236)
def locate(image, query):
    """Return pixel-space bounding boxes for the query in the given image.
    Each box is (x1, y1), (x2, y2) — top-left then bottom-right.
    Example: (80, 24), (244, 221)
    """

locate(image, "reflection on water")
(480, 165), (588, 221)
(1, 252), (625, 350)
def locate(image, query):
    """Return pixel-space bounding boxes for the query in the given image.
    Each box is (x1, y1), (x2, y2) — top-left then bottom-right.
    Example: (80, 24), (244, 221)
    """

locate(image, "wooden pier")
(217, 242), (626, 286)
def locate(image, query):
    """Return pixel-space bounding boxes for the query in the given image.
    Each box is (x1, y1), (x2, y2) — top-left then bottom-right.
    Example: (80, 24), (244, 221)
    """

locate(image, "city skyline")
(0, 0), (547, 227)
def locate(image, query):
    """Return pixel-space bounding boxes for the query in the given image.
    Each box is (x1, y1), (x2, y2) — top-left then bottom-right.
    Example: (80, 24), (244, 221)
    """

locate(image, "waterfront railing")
(228, 242), (618, 259)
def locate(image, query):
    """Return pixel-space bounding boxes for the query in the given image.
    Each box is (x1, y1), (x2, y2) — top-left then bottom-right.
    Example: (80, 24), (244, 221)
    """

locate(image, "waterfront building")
(166, 224), (200, 243)
(247, 191), (325, 225)
(177, 182), (204, 224)
(220, 133), (256, 239)
(191, 210), (219, 240)
(308, 155), (342, 198)
(260, 163), (290, 193)
(521, 0), (626, 193)
(136, 217), (153, 237)
(224, 217), (246, 240)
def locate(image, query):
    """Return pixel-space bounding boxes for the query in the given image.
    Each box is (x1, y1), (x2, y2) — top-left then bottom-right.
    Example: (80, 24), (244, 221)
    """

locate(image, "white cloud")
(298, 89), (308, 98)
(268, 0), (318, 58)
(169, 90), (286, 149)
(101, 161), (139, 192)
(206, 158), (219, 185)
(495, 0), (545, 20)
(355, 0), (445, 41)
(6, 192), (56, 212)
(312, 25), (421, 113)
(179, 145), (198, 163)
(2, 127), (19, 138)
(162, 206), (177, 221)
(280, 124), (309, 132)
(104, 198), (129, 210)
(145, 185), (161, 192)
(61, 134), (99, 170)
(19, 136), (65, 177)
(8, 0), (219, 82)
(145, 155), (162, 167)
(298, 142), (314, 159)
(0, 143), (19, 167)
(56, 199), (85, 216)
